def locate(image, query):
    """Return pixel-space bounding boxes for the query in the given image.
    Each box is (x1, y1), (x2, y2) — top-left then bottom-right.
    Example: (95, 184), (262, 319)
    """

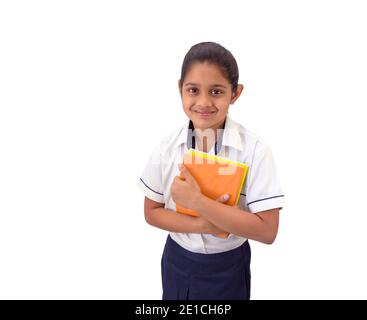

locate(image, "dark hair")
(179, 42), (239, 91)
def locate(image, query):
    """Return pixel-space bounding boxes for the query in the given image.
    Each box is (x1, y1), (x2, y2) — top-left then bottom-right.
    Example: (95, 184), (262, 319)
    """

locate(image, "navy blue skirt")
(161, 235), (251, 300)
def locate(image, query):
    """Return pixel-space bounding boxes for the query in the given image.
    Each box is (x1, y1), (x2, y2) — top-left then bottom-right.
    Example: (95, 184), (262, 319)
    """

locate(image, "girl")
(139, 42), (284, 300)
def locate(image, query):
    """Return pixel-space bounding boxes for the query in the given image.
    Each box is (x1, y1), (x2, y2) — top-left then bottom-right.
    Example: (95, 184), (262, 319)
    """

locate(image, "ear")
(230, 84), (244, 105)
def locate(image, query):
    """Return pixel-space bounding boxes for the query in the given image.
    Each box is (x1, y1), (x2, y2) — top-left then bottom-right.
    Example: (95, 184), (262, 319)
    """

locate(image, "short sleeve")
(246, 145), (285, 213)
(138, 144), (165, 203)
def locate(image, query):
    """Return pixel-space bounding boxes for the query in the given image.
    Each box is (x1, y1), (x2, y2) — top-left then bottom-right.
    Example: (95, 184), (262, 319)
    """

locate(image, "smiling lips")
(193, 110), (217, 117)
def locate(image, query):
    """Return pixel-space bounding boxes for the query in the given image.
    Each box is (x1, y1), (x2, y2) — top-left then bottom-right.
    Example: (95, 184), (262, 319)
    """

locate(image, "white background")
(1, 0), (366, 299)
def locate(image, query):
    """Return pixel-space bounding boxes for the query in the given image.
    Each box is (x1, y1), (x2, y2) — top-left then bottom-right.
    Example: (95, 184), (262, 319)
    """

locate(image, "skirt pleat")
(161, 235), (251, 300)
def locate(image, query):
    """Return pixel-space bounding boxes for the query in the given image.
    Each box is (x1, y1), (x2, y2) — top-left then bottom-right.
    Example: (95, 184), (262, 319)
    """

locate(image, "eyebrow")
(184, 82), (227, 88)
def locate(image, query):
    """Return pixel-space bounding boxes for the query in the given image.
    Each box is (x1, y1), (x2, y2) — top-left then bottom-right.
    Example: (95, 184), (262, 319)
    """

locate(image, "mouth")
(193, 110), (217, 117)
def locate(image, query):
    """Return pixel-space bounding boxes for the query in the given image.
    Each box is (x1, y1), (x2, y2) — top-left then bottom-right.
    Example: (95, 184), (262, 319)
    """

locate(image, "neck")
(193, 119), (225, 153)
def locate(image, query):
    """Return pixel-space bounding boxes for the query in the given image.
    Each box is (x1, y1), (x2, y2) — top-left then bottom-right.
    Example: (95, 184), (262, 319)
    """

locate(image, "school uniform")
(138, 116), (285, 300)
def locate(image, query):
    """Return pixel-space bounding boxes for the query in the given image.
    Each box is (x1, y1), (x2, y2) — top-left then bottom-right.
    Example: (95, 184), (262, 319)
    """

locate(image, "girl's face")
(179, 62), (243, 131)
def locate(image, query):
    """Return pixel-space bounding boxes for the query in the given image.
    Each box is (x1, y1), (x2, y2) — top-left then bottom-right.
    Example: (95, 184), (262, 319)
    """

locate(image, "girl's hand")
(197, 194), (231, 236)
(170, 164), (202, 210)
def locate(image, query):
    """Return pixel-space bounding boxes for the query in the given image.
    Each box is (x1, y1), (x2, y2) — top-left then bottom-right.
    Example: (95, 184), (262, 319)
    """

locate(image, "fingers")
(170, 176), (184, 196)
(216, 194), (229, 203)
(178, 164), (195, 183)
(173, 176), (185, 184)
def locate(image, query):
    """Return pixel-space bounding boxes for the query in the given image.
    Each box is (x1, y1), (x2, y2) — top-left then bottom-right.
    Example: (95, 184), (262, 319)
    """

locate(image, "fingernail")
(223, 194), (229, 201)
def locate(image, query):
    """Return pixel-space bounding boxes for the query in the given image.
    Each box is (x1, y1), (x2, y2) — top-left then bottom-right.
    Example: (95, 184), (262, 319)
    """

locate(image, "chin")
(192, 118), (222, 130)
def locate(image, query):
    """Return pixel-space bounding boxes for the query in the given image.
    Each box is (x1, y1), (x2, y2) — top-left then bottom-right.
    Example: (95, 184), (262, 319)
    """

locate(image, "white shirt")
(138, 116), (285, 254)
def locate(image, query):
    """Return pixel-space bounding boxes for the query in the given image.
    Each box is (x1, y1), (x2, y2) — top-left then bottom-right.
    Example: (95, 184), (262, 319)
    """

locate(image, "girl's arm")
(171, 165), (280, 244)
(192, 196), (279, 244)
(144, 196), (227, 235)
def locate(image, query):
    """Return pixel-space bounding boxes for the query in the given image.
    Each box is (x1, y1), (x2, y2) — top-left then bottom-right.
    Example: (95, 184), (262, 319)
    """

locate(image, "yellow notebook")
(176, 149), (249, 238)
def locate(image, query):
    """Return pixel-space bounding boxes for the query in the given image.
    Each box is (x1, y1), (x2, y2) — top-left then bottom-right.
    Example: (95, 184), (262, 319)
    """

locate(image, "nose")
(196, 92), (213, 107)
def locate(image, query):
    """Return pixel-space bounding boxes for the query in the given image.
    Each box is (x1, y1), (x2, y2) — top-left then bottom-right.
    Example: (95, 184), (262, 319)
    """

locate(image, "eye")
(211, 89), (223, 95)
(187, 87), (198, 95)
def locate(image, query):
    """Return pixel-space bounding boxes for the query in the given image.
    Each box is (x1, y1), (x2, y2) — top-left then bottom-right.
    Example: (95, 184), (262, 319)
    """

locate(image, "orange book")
(176, 149), (249, 239)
